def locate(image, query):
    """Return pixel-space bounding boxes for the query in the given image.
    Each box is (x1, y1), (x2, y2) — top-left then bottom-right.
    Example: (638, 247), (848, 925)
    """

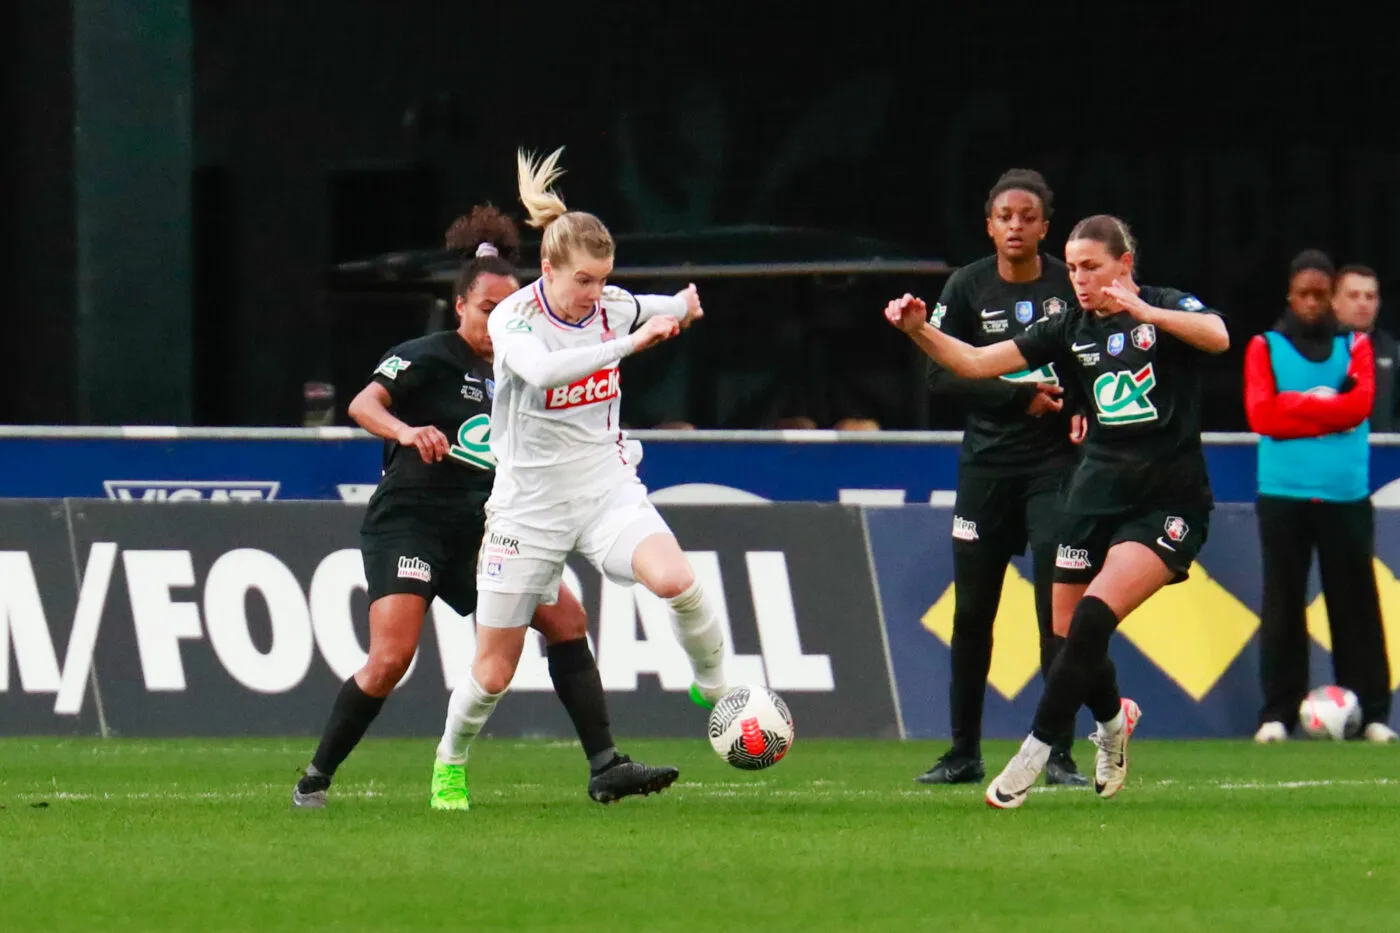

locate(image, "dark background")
(3, 2), (1396, 429)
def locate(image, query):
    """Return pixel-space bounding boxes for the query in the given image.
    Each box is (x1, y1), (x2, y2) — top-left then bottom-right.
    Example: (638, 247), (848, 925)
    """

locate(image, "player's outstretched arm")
(1102, 282), (1229, 354)
(883, 294), (1030, 379)
(634, 284), (702, 329)
(496, 315), (680, 389)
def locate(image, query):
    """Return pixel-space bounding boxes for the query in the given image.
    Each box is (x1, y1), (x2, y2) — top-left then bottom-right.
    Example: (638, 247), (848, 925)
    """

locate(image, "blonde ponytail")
(517, 147), (569, 230)
(516, 145), (615, 267)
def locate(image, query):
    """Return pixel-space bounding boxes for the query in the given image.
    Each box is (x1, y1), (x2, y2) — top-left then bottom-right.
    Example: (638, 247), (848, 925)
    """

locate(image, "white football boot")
(985, 736), (1051, 810)
(1253, 721), (1288, 744)
(1090, 698), (1142, 799)
(1364, 722), (1398, 744)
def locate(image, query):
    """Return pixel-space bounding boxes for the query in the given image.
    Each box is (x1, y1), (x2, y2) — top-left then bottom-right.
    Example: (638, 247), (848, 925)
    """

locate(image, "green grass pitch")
(3, 737), (1398, 932)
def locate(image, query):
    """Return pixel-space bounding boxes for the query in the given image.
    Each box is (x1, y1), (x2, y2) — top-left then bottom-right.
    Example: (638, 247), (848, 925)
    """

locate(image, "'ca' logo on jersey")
(375, 356), (411, 380)
(505, 317), (532, 333)
(1093, 364), (1158, 425)
(448, 414), (495, 471)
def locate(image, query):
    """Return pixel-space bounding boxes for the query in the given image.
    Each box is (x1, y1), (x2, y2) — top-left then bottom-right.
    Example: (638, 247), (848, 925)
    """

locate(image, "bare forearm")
(1142, 308), (1229, 354)
(349, 390), (409, 442)
(909, 323), (1025, 379)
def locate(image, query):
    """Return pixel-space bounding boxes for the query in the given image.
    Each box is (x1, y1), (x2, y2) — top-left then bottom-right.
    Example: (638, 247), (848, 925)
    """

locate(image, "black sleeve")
(1012, 310), (1073, 371)
(925, 272), (1038, 415)
(368, 343), (427, 402)
(1152, 287), (1225, 359)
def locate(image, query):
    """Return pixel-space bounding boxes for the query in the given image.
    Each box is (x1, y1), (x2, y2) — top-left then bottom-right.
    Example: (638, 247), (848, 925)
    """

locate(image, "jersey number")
(448, 414), (495, 471)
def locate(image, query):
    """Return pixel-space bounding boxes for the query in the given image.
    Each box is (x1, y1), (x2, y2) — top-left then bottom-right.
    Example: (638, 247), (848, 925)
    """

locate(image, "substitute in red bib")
(885, 215), (1229, 808)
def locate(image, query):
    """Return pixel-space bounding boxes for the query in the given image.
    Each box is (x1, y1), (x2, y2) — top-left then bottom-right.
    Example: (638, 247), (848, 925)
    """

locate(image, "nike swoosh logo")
(464, 374), (483, 383)
(1156, 537), (1177, 551)
(1072, 342), (1096, 351)
(993, 787), (1026, 804)
(980, 309), (1005, 319)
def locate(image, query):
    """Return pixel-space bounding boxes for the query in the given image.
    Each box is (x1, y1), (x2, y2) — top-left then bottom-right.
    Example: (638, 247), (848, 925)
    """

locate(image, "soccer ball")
(707, 686), (794, 770)
(1299, 686), (1362, 740)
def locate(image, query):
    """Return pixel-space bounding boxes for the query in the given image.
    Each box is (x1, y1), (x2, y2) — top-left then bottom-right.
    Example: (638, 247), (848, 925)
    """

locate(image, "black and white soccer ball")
(1299, 685), (1362, 740)
(706, 686), (794, 770)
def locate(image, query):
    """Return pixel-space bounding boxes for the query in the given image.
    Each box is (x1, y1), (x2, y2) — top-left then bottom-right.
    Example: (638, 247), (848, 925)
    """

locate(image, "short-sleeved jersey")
(1012, 285), (1223, 514)
(931, 255), (1077, 473)
(368, 331), (496, 497)
(486, 280), (686, 528)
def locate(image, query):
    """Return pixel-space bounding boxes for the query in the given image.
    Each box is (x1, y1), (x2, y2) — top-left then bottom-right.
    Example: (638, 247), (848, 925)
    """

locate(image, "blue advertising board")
(865, 504), (1400, 739)
(2, 428), (1400, 505)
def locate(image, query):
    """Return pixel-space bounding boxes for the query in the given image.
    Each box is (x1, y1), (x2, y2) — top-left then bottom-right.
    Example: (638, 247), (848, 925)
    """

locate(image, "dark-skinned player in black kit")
(916, 169), (1087, 787)
(885, 215), (1229, 808)
(293, 205), (677, 809)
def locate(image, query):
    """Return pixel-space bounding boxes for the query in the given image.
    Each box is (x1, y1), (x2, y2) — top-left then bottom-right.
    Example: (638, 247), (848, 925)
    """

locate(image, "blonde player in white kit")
(430, 147), (729, 807)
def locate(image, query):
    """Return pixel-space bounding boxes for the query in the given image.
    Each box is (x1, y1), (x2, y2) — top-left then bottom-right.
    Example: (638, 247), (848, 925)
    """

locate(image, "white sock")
(1098, 709), (1126, 736)
(667, 581), (727, 693)
(1019, 733), (1053, 768)
(436, 674), (505, 765)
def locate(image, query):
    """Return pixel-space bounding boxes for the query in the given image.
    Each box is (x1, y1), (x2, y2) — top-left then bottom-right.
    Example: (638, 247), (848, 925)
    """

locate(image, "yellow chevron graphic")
(921, 564), (1043, 701)
(1115, 562), (1260, 701)
(921, 558), (1400, 702)
(1305, 558), (1400, 691)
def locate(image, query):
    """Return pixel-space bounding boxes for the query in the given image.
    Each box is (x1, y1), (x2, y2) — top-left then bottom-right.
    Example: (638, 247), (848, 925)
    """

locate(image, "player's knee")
(650, 564), (696, 601)
(472, 655), (518, 695)
(360, 647), (414, 694)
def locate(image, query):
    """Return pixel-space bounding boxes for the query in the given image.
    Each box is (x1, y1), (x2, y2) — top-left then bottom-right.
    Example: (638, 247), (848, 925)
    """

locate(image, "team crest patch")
(1132, 324), (1156, 350)
(1164, 516), (1188, 542)
(1178, 295), (1204, 311)
(485, 378), (495, 400)
(1107, 333), (1126, 356)
(1015, 301), (1034, 324)
(1043, 297), (1066, 316)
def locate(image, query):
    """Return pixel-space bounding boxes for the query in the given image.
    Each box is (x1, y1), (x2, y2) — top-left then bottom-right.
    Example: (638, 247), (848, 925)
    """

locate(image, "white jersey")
(486, 279), (686, 529)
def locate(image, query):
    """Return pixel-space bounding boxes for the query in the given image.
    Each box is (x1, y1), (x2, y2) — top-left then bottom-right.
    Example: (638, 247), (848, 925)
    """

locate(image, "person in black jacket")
(1333, 264), (1398, 432)
(914, 169), (1087, 787)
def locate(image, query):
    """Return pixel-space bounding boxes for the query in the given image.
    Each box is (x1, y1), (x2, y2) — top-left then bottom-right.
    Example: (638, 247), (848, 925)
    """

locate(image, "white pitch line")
(6, 777), (1397, 804)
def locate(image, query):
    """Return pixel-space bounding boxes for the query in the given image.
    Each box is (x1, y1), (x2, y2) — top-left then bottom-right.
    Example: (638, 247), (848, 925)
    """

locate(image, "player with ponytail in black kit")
(913, 170), (1087, 787)
(887, 214), (1230, 808)
(293, 205), (678, 809)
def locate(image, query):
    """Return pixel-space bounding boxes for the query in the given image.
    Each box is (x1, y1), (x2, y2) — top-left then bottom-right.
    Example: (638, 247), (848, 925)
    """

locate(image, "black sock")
(1042, 635), (1075, 756)
(948, 549), (1007, 756)
(1032, 542), (1074, 755)
(547, 638), (617, 771)
(1031, 597), (1120, 744)
(1083, 654), (1123, 725)
(310, 677), (387, 778)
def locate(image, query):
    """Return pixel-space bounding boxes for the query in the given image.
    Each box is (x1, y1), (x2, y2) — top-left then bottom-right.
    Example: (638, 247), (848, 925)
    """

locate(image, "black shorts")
(1054, 507), (1210, 585)
(360, 494), (487, 617)
(952, 470), (1064, 557)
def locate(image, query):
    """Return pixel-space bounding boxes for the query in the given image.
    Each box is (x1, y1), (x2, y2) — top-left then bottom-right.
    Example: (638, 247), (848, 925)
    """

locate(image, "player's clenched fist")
(634, 315), (681, 351)
(884, 294), (928, 334)
(396, 424), (451, 463)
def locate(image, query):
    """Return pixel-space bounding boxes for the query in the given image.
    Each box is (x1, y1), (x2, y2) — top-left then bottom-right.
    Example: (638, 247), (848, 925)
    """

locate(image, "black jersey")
(1013, 285), (1222, 515)
(367, 331), (496, 497)
(927, 255), (1077, 475)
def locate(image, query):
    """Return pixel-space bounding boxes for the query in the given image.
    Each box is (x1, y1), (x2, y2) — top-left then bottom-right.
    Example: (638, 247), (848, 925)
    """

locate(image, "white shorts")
(475, 478), (671, 626)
